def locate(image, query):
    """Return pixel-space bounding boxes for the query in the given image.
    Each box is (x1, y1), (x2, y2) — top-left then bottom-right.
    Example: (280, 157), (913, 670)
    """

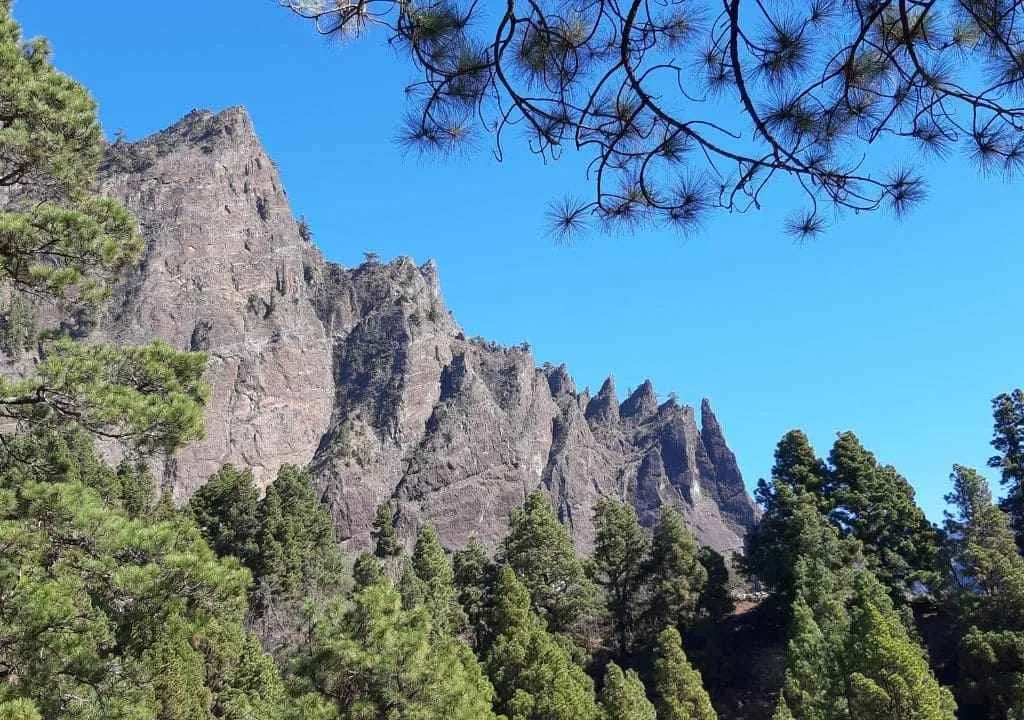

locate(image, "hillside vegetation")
(2, 3), (1024, 718)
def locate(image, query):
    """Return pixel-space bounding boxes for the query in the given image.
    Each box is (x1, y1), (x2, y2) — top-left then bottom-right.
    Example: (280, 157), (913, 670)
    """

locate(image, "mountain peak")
(585, 375), (619, 425)
(101, 106), (264, 178)
(78, 110), (759, 556)
(621, 379), (658, 419)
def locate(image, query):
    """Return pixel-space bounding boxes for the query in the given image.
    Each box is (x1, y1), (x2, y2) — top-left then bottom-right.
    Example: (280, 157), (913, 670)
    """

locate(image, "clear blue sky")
(15, 0), (1020, 521)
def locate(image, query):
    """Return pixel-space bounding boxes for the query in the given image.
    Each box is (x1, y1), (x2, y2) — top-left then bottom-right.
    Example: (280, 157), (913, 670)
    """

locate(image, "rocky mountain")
(90, 107), (758, 555)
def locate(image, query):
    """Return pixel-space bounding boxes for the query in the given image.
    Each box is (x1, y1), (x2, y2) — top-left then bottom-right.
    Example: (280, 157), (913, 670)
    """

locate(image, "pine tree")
(652, 626), (718, 720)
(944, 465), (1024, 718)
(843, 572), (957, 720)
(745, 432), (831, 601)
(485, 565), (601, 720)
(399, 556), (426, 609)
(0, 8), (292, 717)
(944, 465), (1024, 612)
(453, 537), (495, 649)
(499, 491), (602, 648)
(640, 507), (707, 645)
(773, 430), (831, 498)
(255, 464), (343, 596)
(827, 433), (942, 600)
(188, 464), (260, 565)
(372, 501), (401, 558)
(412, 524), (465, 633)
(352, 551), (385, 589)
(590, 497), (650, 656)
(0, 478), (291, 719)
(697, 547), (734, 623)
(779, 568), (957, 720)
(297, 579), (498, 720)
(0, 0), (207, 450)
(778, 595), (846, 720)
(989, 390), (1024, 552)
(774, 513), (955, 720)
(600, 662), (656, 720)
(0, 422), (153, 517)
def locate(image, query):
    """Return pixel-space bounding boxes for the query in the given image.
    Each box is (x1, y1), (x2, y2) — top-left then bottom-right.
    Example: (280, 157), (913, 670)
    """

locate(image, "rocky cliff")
(90, 107), (757, 555)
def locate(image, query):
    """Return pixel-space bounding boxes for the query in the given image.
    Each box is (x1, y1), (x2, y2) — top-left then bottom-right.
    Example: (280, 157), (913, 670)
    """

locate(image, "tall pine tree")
(652, 627), (718, 720)
(989, 390), (1024, 552)
(640, 507), (707, 646)
(485, 565), (601, 720)
(499, 491), (602, 650)
(827, 432), (942, 601)
(590, 497), (650, 656)
(296, 578), (497, 720)
(600, 662), (656, 720)
(188, 464), (260, 566)
(944, 464), (1024, 718)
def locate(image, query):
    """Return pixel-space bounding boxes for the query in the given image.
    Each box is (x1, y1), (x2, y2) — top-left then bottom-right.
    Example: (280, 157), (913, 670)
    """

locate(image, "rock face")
(90, 107), (758, 555)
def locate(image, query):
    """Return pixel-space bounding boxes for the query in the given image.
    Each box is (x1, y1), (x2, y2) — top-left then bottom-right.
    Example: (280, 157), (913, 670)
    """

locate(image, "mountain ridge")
(87, 105), (758, 554)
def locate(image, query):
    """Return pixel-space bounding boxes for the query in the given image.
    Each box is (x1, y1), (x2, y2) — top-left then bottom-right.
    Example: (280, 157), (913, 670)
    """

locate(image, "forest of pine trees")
(2, 3), (1024, 718)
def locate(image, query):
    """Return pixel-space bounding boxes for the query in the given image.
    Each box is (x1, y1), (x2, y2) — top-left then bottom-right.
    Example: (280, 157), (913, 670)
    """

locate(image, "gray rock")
(66, 107), (758, 555)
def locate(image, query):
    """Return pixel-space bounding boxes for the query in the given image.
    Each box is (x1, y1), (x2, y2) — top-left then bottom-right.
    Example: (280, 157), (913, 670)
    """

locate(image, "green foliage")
(0, 477), (290, 719)
(641, 507), (707, 643)
(748, 430), (940, 606)
(944, 465), (1024, 614)
(0, 0), (141, 309)
(780, 570), (957, 720)
(485, 566), (601, 720)
(989, 390), (1024, 552)
(296, 579), (497, 720)
(944, 465), (1024, 718)
(188, 464), (260, 565)
(600, 662), (656, 720)
(255, 464), (342, 596)
(745, 431), (830, 601)
(843, 572), (957, 720)
(411, 524), (466, 633)
(499, 491), (602, 648)
(399, 555), (426, 609)
(0, 1), (99, 196)
(590, 497), (650, 656)
(0, 1), (208, 455)
(0, 698), (42, 720)
(778, 596), (845, 720)
(0, 337), (208, 451)
(652, 626), (718, 720)
(372, 501), (401, 557)
(0, 292), (36, 355)
(190, 463), (343, 599)
(352, 551), (386, 589)
(697, 547), (734, 623)
(774, 492), (956, 720)
(0, 422), (153, 516)
(827, 432), (942, 600)
(453, 537), (495, 648)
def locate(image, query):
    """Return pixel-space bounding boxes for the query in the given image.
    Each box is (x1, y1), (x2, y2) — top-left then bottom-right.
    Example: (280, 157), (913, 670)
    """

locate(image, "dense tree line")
(4, 4), (1024, 718)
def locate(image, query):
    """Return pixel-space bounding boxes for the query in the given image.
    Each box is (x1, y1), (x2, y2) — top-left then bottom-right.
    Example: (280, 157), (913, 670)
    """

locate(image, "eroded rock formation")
(90, 107), (758, 555)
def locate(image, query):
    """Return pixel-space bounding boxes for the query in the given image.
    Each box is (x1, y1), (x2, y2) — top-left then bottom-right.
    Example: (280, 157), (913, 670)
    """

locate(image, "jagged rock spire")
(701, 398), (759, 529)
(621, 379), (658, 419)
(585, 376), (619, 425)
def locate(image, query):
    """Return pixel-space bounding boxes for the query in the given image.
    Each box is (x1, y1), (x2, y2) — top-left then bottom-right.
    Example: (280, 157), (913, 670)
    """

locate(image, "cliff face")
(92, 107), (758, 555)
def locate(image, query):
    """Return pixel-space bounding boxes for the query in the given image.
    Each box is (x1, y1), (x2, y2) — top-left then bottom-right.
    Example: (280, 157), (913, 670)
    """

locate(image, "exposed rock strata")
(81, 107), (757, 554)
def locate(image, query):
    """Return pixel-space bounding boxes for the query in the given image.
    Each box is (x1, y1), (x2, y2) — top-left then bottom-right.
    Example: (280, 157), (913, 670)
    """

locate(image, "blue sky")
(15, 1), (1021, 521)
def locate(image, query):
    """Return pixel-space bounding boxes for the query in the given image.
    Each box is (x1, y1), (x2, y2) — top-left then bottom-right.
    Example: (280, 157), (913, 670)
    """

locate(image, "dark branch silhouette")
(282, 0), (1024, 238)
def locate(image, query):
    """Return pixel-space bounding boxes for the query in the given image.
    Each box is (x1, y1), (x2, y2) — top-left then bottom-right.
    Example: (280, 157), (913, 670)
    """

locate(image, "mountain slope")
(94, 107), (758, 554)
